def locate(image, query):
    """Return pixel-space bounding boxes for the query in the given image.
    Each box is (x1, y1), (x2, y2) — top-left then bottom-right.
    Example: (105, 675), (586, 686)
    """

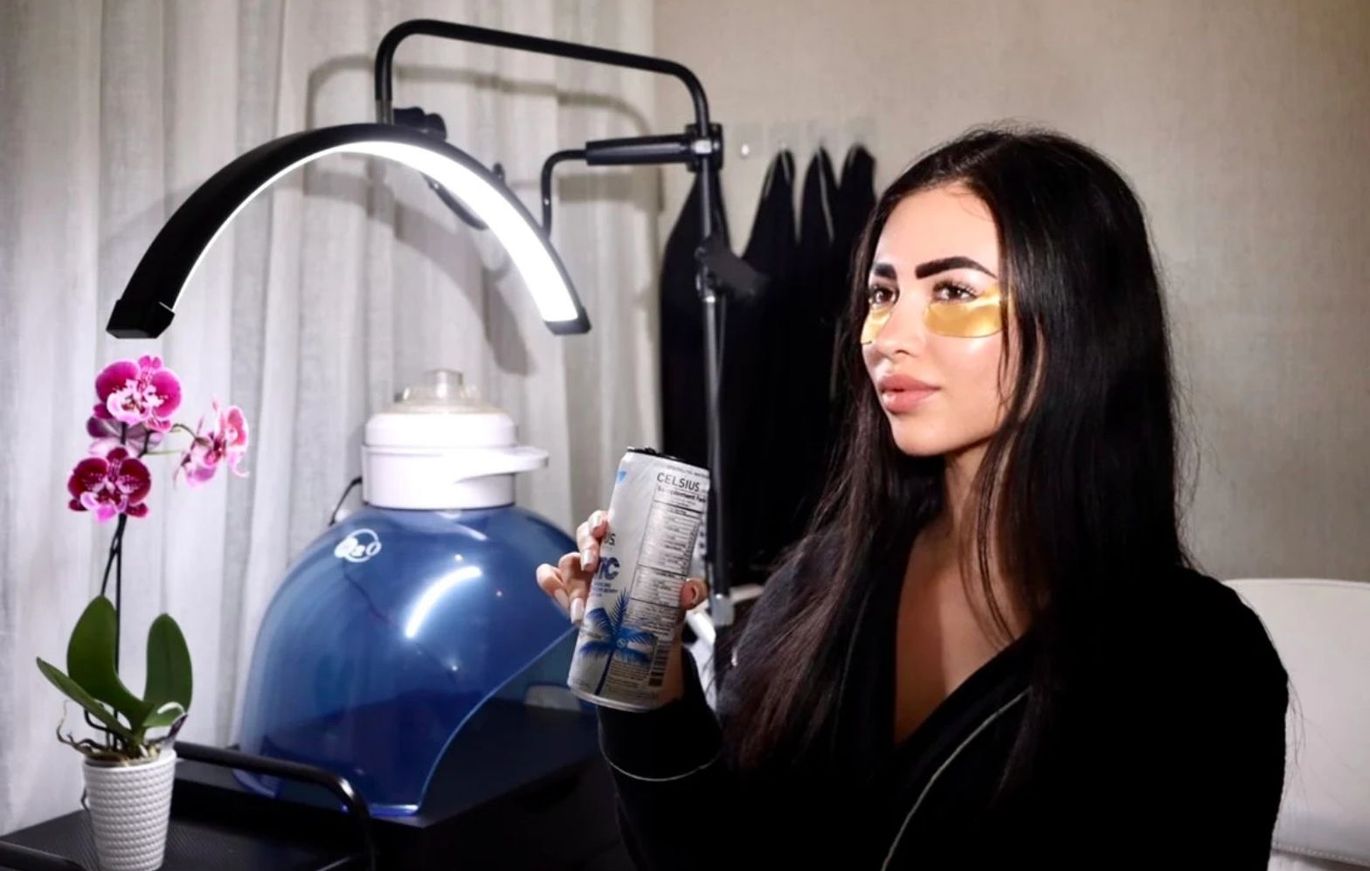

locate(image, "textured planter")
(81, 749), (176, 871)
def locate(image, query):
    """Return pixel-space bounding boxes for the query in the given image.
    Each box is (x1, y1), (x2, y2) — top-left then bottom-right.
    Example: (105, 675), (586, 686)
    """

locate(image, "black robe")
(759, 149), (841, 557)
(598, 527), (1288, 869)
(724, 151), (798, 583)
(826, 145), (876, 428)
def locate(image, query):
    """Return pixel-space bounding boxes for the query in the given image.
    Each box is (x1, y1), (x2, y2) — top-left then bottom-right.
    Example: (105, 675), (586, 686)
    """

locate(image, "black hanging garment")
(831, 144), (876, 335)
(659, 173), (729, 471)
(824, 144), (877, 442)
(766, 148), (840, 554)
(724, 151), (798, 583)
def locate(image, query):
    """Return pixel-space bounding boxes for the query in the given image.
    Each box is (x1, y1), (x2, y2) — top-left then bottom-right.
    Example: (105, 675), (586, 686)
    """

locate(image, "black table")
(1, 702), (633, 870)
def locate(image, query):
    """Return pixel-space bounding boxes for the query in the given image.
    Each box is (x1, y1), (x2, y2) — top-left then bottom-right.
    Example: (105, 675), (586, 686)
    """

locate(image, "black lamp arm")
(374, 19), (712, 136)
(539, 149), (585, 234)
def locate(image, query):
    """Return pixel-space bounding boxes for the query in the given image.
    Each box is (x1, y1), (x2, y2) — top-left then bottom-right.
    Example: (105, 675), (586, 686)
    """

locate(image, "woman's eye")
(932, 280), (977, 302)
(867, 285), (897, 307)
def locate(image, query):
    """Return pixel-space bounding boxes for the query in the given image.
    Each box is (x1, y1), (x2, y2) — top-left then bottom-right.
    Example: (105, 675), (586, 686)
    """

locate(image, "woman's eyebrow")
(913, 256), (997, 279)
(870, 261), (898, 281)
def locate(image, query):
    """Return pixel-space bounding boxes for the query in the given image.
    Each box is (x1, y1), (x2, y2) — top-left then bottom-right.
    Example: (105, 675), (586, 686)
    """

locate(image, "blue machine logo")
(335, 528), (382, 563)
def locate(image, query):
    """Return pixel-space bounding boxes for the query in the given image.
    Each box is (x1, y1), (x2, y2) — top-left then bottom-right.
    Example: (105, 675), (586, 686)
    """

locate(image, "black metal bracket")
(391, 107), (721, 234)
(539, 148), (586, 233)
(696, 233), (765, 303)
(391, 105), (495, 231)
(535, 124), (725, 233)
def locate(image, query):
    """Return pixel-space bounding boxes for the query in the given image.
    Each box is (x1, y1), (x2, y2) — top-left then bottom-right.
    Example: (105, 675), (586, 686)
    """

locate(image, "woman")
(536, 126), (1288, 869)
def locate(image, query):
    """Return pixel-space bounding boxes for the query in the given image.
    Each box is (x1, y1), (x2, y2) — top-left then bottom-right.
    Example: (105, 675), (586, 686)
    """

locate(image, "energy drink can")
(567, 447), (710, 711)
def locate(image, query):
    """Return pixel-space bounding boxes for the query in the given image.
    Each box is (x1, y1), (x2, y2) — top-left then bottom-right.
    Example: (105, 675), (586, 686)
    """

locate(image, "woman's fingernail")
(570, 597), (585, 624)
(554, 589), (570, 613)
(581, 549), (594, 569)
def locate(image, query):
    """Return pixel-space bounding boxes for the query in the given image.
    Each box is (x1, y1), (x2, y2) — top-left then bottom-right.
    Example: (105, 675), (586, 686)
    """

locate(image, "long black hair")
(723, 124), (1198, 779)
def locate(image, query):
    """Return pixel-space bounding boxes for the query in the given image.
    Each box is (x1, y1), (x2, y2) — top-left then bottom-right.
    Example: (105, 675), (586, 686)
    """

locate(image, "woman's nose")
(871, 297), (928, 358)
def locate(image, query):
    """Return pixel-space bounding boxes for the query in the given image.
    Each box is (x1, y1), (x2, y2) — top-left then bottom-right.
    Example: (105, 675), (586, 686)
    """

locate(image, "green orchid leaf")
(144, 614), (192, 712)
(36, 657), (136, 744)
(140, 701), (186, 731)
(67, 597), (152, 729)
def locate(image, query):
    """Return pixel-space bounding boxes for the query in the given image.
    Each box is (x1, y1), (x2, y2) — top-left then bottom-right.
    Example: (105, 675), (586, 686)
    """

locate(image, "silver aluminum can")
(567, 447), (710, 711)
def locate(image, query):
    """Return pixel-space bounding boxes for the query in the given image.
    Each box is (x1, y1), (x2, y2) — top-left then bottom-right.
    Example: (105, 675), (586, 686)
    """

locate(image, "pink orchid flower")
(67, 446), (152, 522)
(94, 356), (182, 432)
(176, 402), (249, 488)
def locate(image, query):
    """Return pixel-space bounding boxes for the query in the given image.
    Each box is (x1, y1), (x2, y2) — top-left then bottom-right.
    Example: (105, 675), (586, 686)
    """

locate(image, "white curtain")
(0, 0), (662, 832)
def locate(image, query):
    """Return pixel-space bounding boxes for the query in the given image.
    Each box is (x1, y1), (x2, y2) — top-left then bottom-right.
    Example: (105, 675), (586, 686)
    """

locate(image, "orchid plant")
(36, 355), (249, 762)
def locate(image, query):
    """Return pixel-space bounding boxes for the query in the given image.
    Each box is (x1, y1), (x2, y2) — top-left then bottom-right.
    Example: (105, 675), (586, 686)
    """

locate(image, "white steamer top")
(362, 369), (546, 510)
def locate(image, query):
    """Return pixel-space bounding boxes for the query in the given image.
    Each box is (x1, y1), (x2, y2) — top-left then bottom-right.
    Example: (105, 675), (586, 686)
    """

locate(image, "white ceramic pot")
(81, 749), (176, 871)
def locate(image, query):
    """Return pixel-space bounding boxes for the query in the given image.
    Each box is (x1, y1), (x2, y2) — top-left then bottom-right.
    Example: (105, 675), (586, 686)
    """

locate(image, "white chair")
(1225, 578), (1370, 870)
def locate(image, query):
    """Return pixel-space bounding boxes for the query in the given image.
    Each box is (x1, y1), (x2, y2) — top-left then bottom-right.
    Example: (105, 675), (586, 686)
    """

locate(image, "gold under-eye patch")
(859, 306), (892, 344)
(924, 283), (1009, 338)
(859, 283), (1009, 343)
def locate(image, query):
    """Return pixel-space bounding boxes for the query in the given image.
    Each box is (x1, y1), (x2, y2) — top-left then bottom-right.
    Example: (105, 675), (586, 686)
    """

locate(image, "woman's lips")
(880, 387), (938, 413)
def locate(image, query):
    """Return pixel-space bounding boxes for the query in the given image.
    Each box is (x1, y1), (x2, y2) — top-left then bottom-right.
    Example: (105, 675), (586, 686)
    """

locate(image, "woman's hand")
(535, 509), (709, 624)
(537, 509), (708, 705)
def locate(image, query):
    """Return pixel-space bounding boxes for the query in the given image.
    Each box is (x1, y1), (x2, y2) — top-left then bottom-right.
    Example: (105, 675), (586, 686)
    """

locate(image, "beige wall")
(654, 0), (1370, 581)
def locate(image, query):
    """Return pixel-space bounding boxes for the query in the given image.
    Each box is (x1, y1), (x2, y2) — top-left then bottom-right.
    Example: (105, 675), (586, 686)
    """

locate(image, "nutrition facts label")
(624, 483), (705, 687)
(637, 492), (704, 576)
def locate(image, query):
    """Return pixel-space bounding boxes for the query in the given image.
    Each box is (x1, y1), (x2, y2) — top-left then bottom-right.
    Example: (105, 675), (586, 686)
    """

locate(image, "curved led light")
(107, 122), (590, 338)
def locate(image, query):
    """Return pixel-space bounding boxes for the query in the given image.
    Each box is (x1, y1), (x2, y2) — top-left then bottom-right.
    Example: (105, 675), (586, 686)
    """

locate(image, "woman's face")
(860, 183), (1017, 459)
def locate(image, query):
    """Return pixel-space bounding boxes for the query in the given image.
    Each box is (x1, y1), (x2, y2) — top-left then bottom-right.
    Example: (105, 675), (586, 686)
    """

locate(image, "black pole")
(695, 144), (734, 634)
(374, 20), (736, 640)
